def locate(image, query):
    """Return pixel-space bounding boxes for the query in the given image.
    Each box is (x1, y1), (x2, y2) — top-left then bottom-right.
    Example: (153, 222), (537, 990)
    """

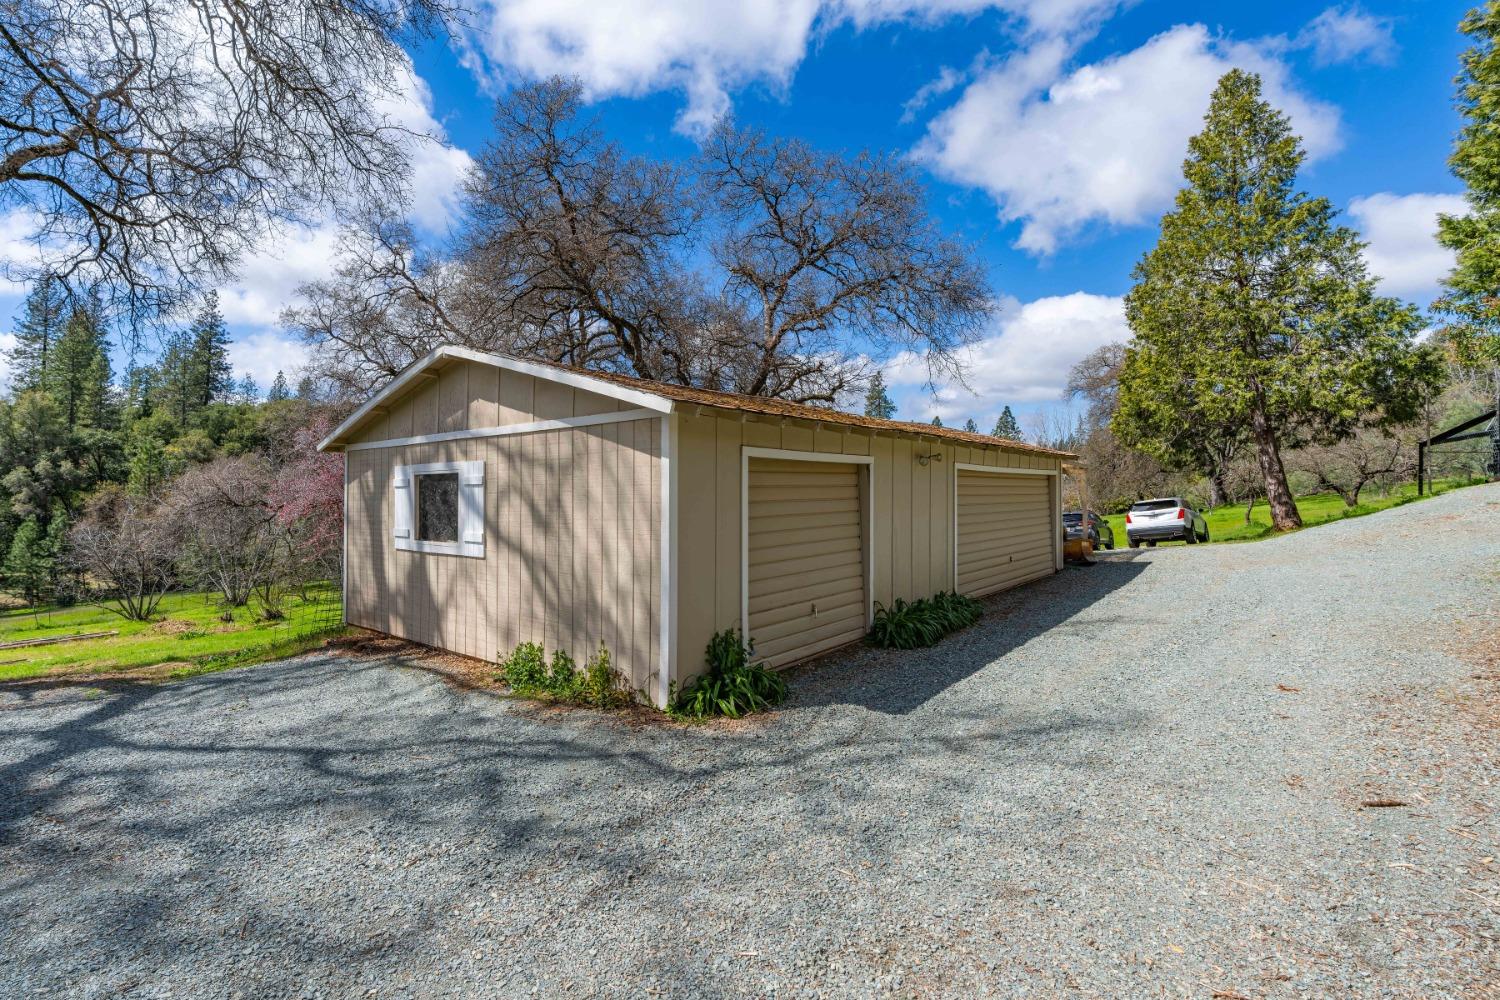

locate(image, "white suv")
(1125, 497), (1209, 548)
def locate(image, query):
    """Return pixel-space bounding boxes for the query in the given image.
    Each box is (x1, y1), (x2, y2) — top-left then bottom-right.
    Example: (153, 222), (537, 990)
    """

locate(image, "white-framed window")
(392, 460), (485, 558)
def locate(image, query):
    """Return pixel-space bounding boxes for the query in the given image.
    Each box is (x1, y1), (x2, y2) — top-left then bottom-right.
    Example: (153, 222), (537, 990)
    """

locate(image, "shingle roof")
(320, 345), (1076, 460)
(569, 364), (1075, 459)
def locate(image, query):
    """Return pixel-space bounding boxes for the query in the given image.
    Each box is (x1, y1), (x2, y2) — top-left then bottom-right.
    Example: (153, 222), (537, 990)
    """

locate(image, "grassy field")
(0, 586), (346, 683)
(1100, 478), (1484, 548)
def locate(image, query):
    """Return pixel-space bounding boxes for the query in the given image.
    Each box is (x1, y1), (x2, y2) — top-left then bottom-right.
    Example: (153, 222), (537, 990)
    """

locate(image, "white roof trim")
(317, 345), (674, 451)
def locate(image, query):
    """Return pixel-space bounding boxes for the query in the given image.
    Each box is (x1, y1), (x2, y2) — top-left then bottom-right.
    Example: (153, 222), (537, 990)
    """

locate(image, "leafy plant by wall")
(868, 591), (983, 650)
(497, 640), (631, 708)
(671, 628), (787, 720)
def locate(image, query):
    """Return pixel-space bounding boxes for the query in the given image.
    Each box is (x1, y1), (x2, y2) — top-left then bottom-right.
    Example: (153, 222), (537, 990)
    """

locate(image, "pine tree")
(186, 293), (234, 407)
(1115, 70), (1440, 531)
(9, 274), (69, 394)
(126, 435), (170, 497)
(151, 331), (196, 425)
(1435, 3), (1500, 474)
(963, 418), (978, 433)
(295, 375), (318, 401)
(44, 305), (114, 429)
(267, 370), (291, 402)
(5, 517), (52, 612)
(863, 371), (896, 419)
(237, 374), (260, 401)
(44, 511), (77, 605)
(930, 415), (943, 427)
(991, 406), (1022, 439)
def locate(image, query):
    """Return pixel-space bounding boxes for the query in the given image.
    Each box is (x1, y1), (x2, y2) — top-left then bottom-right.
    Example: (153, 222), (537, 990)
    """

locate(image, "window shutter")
(392, 469), (412, 542)
(459, 460), (485, 558)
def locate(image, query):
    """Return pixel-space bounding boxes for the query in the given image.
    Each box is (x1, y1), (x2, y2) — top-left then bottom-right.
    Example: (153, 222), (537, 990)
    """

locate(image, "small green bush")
(496, 640), (631, 708)
(671, 628), (787, 720)
(868, 590), (983, 649)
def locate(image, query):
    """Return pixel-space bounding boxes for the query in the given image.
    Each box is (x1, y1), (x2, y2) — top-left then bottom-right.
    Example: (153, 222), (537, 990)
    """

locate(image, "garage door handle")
(811, 602), (818, 618)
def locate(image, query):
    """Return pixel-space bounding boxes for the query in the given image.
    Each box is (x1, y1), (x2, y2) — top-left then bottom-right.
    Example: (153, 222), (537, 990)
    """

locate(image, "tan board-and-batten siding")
(328, 346), (1072, 702)
(341, 359), (665, 703)
(672, 410), (1062, 675)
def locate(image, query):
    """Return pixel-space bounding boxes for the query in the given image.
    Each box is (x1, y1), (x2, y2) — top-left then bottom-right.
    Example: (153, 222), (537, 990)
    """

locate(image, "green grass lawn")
(0, 585), (346, 683)
(1100, 477), (1484, 548)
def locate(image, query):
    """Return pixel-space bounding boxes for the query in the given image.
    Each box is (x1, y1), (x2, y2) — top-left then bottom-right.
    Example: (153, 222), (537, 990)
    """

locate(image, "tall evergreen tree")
(237, 374), (260, 401)
(1115, 71), (1440, 531)
(991, 406), (1022, 439)
(1435, 2), (1500, 473)
(150, 331), (196, 425)
(930, 415), (943, 427)
(186, 293), (234, 408)
(9, 274), (69, 394)
(44, 305), (114, 429)
(963, 418), (978, 433)
(863, 371), (896, 419)
(267, 370), (292, 402)
(4, 517), (52, 612)
(295, 374), (318, 401)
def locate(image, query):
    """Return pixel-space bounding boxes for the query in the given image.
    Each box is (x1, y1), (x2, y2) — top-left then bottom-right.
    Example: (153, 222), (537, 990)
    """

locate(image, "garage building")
(319, 346), (1073, 707)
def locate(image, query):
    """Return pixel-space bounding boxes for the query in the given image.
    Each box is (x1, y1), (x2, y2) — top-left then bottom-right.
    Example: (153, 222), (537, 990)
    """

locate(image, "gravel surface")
(2, 484), (1498, 999)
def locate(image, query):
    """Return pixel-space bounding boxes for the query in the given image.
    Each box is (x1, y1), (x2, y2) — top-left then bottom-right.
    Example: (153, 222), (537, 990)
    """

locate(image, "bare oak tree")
(702, 124), (990, 402)
(291, 77), (994, 405)
(1, 0), (454, 322)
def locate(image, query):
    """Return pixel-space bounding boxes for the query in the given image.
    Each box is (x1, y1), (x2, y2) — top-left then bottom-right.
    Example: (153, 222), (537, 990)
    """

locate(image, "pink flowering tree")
(267, 413), (345, 591)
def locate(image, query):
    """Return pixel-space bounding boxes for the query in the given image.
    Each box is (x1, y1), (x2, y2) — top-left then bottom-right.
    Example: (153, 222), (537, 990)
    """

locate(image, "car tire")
(1129, 538), (1140, 549)
(1200, 527), (1210, 543)
(1183, 528), (1196, 545)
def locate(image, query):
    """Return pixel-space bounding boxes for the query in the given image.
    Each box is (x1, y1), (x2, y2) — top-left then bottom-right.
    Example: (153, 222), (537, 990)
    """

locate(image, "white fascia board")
(318, 345), (674, 452)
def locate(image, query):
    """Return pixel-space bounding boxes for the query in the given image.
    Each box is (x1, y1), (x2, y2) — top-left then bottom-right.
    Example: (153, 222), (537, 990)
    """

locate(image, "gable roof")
(318, 345), (1075, 459)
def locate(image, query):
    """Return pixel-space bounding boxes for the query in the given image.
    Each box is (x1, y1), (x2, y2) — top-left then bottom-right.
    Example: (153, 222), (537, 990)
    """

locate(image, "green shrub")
(868, 590), (983, 649)
(498, 641), (548, 690)
(671, 628), (787, 720)
(496, 640), (631, 708)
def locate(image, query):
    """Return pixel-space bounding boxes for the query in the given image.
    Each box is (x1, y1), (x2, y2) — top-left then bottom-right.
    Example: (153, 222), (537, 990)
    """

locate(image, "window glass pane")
(417, 473), (459, 542)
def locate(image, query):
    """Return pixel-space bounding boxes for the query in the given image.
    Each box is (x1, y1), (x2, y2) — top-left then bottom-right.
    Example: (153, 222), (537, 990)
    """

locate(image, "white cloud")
(215, 223), (343, 331)
(885, 291), (1127, 424)
(377, 69), (474, 235)
(1297, 6), (1397, 66)
(464, 0), (1126, 137)
(227, 330), (311, 389)
(1348, 192), (1466, 299)
(0, 332), (16, 392)
(915, 23), (1342, 254)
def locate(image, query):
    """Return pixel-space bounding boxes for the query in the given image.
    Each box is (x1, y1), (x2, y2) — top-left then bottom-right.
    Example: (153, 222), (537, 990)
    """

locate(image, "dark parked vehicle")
(1125, 497), (1209, 547)
(1063, 510), (1114, 550)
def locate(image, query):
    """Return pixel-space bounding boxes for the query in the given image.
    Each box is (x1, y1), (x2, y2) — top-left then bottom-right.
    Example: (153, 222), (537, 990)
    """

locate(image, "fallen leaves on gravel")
(1275, 683), (1301, 692)
(1360, 798), (1409, 808)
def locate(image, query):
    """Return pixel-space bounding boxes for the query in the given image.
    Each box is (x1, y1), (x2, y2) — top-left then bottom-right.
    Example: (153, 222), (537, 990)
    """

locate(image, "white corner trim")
(344, 408), (659, 452)
(319, 345), (673, 451)
(393, 459), (485, 558)
(658, 414), (678, 710)
(739, 446), (876, 652)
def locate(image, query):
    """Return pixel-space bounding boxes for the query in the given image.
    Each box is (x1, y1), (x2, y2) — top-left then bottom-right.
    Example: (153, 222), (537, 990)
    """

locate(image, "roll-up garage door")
(747, 458), (867, 668)
(955, 470), (1055, 597)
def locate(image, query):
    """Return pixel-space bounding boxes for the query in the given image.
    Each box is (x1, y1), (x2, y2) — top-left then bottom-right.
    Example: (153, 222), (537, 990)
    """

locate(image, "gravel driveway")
(3, 485), (1498, 999)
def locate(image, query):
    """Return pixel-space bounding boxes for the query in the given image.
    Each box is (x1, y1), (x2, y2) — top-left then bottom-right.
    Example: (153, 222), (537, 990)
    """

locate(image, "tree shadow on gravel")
(790, 555), (1151, 716)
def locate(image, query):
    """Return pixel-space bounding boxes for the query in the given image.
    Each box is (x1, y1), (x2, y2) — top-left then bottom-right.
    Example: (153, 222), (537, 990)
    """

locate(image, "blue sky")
(0, 0), (1474, 433)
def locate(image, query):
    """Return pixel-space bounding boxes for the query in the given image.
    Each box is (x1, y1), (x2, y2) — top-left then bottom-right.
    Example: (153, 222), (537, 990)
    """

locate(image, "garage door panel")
(748, 545), (862, 584)
(748, 570), (865, 613)
(955, 469), (1054, 598)
(752, 594), (867, 638)
(747, 457), (867, 669)
(753, 615), (867, 663)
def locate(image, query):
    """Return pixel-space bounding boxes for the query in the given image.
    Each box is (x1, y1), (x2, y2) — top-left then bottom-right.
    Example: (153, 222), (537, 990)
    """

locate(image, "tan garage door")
(747, 458), (867, 668)
(955, 470), (1055, 597)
